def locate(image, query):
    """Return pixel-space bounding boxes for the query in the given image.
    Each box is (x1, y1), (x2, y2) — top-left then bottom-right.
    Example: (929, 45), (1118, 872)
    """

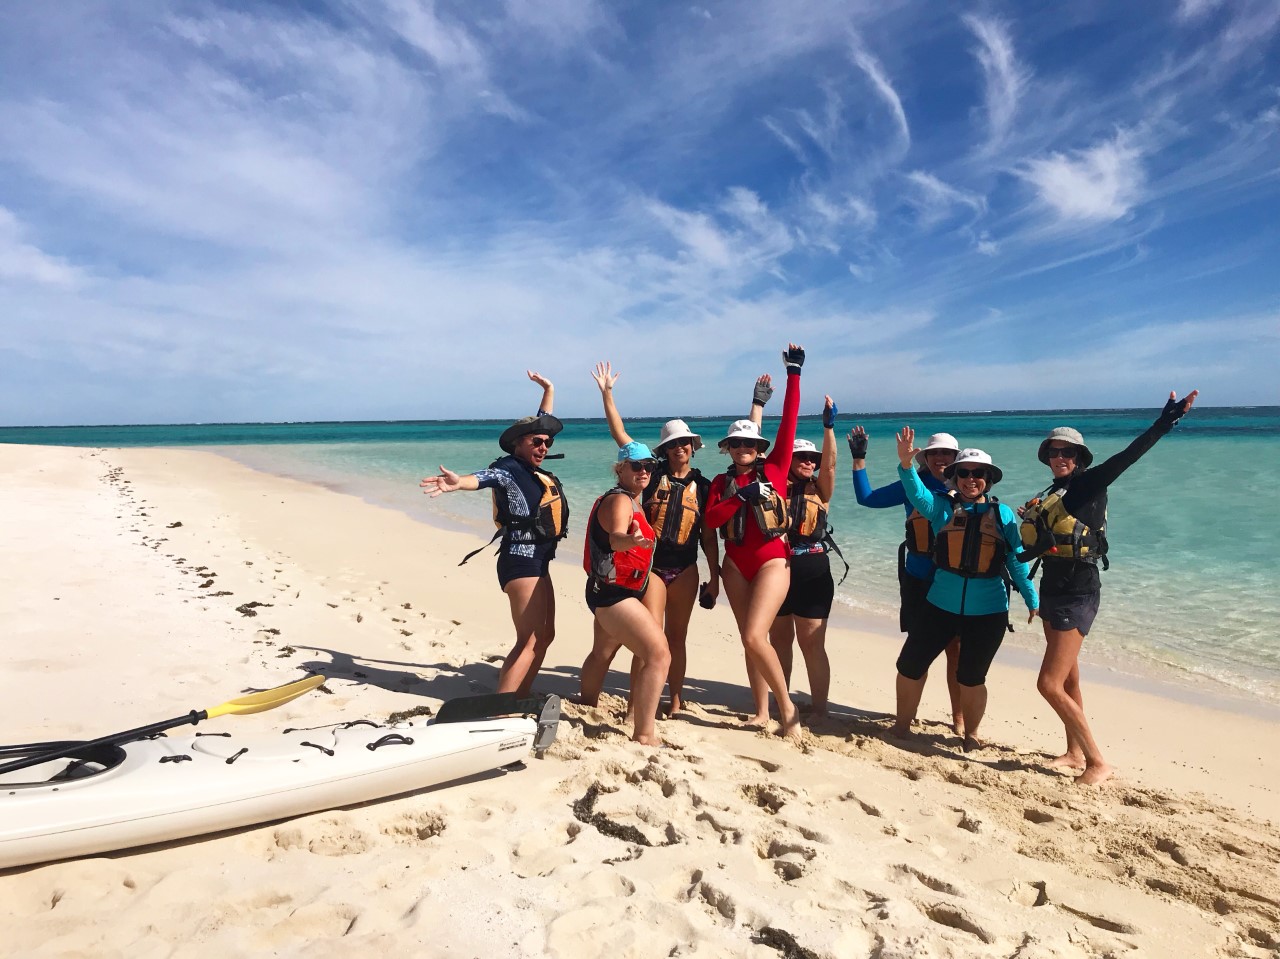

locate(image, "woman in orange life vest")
(420, 371), (563, 697)
(578, 443), (672, 746)
(589, 362), (721, 716)
(703, 343), (806, 739)
(750, 384), (839, 718)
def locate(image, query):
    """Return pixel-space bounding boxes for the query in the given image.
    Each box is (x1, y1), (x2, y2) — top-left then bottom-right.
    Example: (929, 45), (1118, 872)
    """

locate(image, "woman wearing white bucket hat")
(590, 362), (721, 715)
(1022, 389), (1198, 785)
(751, 388), (841, 717)
(702, 343), (807, 738)
(848, 426), (967, 734)
(892, 430), (1038, 749)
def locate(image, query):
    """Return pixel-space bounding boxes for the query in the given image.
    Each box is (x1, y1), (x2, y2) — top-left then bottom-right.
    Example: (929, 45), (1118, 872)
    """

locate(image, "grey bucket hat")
(1037, 427), (1094, 468)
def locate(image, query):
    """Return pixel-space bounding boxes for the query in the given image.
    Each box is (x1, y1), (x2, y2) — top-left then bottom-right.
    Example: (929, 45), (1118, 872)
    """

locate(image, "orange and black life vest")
(932, 495), (1009, 579)
(583, 489), (655, 591)
(787, 478), (828, 544)
(719, 467), (789, 546)
(644, 470), (703, 548)
(459, 461), (569, 566)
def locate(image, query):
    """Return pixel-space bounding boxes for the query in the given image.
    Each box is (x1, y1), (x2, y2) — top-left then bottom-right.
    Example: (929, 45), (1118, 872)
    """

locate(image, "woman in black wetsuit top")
(1026, 389), (1198, 785)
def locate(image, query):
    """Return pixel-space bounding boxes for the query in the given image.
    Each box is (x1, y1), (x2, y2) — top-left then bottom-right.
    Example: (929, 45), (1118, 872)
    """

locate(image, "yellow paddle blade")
(206, 675), (327, 720)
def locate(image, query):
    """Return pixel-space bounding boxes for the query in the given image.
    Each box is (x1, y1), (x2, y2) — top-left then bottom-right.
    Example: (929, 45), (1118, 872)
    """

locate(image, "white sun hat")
(718, 419), (770, 453)
(914, 432), (960, 467)
(792, 439), (818, 455)
(943, 448), (1003, 485)
(656, 419), (703, 453)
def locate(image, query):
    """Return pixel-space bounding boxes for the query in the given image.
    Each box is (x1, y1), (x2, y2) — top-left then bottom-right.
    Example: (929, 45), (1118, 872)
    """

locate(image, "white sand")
(1, 444), (1277, 958)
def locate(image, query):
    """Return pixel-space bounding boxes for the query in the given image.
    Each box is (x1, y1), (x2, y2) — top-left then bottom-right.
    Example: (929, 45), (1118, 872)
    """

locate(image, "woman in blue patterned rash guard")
(421, 371), (569, 697)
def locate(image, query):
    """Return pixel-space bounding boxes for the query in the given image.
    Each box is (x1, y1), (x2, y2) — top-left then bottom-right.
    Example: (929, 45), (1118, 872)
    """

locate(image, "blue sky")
(0, 0), (1277, 425)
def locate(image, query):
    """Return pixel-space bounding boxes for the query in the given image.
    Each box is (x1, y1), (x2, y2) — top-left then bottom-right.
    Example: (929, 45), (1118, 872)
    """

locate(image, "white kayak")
(0, 693), (560, 870)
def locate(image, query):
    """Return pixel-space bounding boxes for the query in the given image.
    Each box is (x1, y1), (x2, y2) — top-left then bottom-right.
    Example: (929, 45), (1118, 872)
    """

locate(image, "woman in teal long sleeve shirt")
(891, 427), (1037, 749)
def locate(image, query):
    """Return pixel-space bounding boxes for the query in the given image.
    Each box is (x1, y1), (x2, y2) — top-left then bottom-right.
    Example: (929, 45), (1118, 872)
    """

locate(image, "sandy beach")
(2, 443), (1278, 958)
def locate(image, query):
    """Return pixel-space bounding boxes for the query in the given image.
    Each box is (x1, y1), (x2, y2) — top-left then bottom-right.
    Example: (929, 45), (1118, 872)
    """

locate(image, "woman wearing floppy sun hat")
(703, 343), (806, 738)
(1024, 389), (1198, 786)
(892, 431), (1038, 750)
(589, 361), (720, 715)
(578, 442), (671, 746)
(420, 371), (568, 698)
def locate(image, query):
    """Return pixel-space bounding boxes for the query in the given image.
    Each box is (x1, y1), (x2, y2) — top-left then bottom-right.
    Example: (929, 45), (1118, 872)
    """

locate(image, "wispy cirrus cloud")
(963, 14), (1029, 154)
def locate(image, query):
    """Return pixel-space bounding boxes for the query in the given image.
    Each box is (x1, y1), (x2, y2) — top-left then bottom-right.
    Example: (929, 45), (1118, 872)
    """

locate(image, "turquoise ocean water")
(5, 407), (1277, 709)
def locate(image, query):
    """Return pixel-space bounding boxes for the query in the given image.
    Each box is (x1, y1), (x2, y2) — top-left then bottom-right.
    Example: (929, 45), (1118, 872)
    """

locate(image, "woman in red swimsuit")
(703, 343), (805, 738)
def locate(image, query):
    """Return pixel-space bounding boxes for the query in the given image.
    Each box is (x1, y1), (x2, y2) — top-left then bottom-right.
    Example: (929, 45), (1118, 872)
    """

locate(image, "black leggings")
(896, 602), (1009, 687)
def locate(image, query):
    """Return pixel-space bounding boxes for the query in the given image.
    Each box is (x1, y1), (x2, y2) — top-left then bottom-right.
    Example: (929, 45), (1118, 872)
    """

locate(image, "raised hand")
(847, 425), (868, 459)
(1157, 389), (1199, 428)
(822, 395), (837, 430)
(420, 466), (462, 497)
(895, 426), (918, 469)
(752, 374), (774, 407)
(782, 342), (805, 373)
(591, 361), (619, 393)
(526, 370), (552, 389)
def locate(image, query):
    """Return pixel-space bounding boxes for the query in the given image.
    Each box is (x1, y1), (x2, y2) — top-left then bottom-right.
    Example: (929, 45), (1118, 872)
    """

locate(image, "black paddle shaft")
(0, 710), (209, 778)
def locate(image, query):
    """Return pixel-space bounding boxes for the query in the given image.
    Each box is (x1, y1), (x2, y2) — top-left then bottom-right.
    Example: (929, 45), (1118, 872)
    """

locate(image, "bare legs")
(893, 667), (988, 748)
(1037, 624), (1112, 784)
(721, 558), (801, 738)
(944, 639), (964, 736)
(587, 599), (671, 745)
(662, 567), (699, 713)
(770, 615), (830, 717)
(497, 573), (555, 696)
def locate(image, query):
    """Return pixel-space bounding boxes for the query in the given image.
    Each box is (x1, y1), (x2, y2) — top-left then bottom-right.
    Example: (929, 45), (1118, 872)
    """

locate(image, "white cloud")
(850, 45), (911, 150)
(963, 15), (1028, 152)
(0, 209), (82, 287)
(1020, 133), (1145, 223)
(1176, 0), (1225, 20)
(902, 171), (986, 228)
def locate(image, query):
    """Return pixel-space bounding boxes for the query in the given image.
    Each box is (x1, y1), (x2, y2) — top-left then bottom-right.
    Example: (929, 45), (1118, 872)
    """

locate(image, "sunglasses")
(727, 438), (759, 450)
(526, 436), (553, 449)
(953, 467), (988, 479)
(793, 455), (820, 465)
(1047, 446), (1077, 460)
(665, 438), (693, 448)
(626, 459), (657, 472)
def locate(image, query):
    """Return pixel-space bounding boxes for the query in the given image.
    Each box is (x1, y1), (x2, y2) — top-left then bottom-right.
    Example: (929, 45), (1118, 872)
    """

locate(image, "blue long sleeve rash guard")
(851, 466), (949, 581)
(896, 464), (1038, 616)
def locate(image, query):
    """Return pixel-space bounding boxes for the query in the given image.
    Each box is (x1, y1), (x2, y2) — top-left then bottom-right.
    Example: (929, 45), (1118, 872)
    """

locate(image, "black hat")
(499, 414), (564, 454)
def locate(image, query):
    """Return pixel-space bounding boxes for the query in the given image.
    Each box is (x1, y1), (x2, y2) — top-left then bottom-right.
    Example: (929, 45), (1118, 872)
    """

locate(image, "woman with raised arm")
(703, 344), (806, 739)
(578, 444), (672, 745)
(420, 371), (568, 697)
(892, 429), (1037, 750)
(1023, 390), (1198, 785)
(848, 426), (966, 734)
(751, 388), (840, 718)
(590, 362), (720, 715)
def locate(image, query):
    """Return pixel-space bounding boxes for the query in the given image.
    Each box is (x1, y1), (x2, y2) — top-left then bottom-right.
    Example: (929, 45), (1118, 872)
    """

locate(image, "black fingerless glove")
(737, 481), (766, 503)
(752, 380), (774, 407)
(1156, 396), (1186, 430)
(847, 433), (868, 458)
(784, 346), (805, 374)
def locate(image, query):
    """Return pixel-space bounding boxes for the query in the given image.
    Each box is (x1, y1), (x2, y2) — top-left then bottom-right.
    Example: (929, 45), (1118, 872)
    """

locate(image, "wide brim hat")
(943, 448), (1003, 485)
(1037, 427), (1094, 468)
(499, 414), (564, 454)
(656, 419), (703, 453)
(792, 438), (819, 456)
(914, 432), (960, 467)
(717, 419), (769, 453)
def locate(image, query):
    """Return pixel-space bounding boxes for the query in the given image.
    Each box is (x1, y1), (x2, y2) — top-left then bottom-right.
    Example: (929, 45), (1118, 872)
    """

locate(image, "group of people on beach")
(421, 346), (1198, 786)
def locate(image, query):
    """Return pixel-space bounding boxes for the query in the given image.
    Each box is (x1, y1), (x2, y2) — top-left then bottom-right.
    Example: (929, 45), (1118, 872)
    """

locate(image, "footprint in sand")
(380, 810), (446, 843)
(271, 820), (372, 856)
(758, 837), (817, 881)
(893, 863), (963, 898)
(918, 901), (995, 943)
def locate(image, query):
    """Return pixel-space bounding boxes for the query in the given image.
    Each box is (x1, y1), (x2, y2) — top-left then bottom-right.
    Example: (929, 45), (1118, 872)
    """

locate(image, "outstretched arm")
(420, 466), (481, 497)
(817, 395), (837, 503)
(527, 370), (554, 415)
(748, 374), (772, 429)
(591, 361), (633, 447)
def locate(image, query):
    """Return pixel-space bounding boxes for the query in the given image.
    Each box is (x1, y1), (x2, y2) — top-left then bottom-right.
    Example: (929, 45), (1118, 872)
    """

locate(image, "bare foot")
(743, 712), (770, 729)
(1075, 763), (1115, 786)
(807, 703), (829, 720)
(570, 694), (599, 707)
(667, 695), (684, 715)
(962, 735), (983, 752)
(632, 733), (663, 747)
(1047, 752), (1086, 770)
(887, 723), (914, 739)
(952, 716), (965, 738)
(777, 711), (802, 740)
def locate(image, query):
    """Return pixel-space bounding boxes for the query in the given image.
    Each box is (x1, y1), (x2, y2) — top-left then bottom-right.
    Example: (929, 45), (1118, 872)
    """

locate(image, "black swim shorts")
(1038, 590), (1101, 636)
(777, 552), (834, 620)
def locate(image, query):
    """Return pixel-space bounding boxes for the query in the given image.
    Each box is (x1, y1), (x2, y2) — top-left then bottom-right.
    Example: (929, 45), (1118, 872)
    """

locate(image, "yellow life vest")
(933, 496), (1008, 579)
(720, 468), (789, 545)
(644, 471), (702, 548)
(787, 479), (828, 543)
(491, 466), (568, 543)
(904, 508), (933, 557)
(1018, 488), (1106, 564)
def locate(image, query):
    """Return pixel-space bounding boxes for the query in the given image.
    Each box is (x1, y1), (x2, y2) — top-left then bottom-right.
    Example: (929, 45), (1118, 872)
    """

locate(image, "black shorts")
(898, 572), (932, 634)
(896, 602), (1009, 687)
(778, 552), (834, 619)
(585, 578), (648, 613)
(1039, 590), (1101, 636)
(496, 545), (554, 589)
